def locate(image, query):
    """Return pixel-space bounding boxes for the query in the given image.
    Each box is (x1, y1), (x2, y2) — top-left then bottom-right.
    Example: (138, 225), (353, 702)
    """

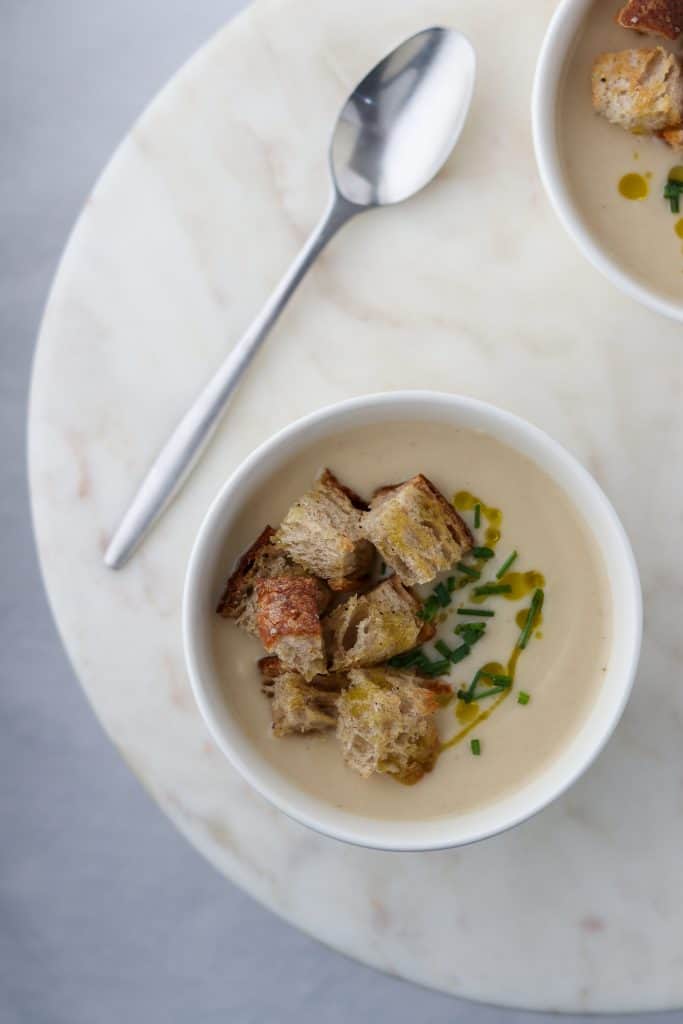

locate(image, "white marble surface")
(28, 0), (683, 1012)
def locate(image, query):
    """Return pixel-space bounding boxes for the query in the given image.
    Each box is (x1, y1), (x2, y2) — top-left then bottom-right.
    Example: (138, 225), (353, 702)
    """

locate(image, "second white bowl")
(532, 0), (683, 323)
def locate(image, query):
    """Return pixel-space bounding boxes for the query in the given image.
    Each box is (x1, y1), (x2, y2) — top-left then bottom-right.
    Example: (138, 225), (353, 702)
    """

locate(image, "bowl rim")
(183, 390), (642, 851)
(531, 0), (683, 324)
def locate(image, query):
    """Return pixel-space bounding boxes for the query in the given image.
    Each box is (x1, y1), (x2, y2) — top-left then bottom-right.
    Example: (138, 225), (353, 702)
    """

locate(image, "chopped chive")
(418, 596), (439, 622)
(472, 583), (512, 596)
(479, 673), (511, 685)
(449, 643), (471, 665)
(472, 546), (494, 559)
(457, 608), (495, 617)
(469, 685), (507, 701)
(496, 550), (518, 579)
(466, 667), (485, 700)
(456, 561), (480, 578)
(434, 638), (472, 665)
(387, 648), (424, 668)
(455, 621), (486, 637)
(416, 664), (432, 675)
(664, 179), (683, 212)
(470, 738), (481, 755)
(420, 658), (451, 677)
(460, 663), (513, 703)
(434, 582), (451, 607)
(454, 626), (485, 647)
(518, 691), (530, 705)
(474, 503), (481, 528)
(447, 576), (456, 593)
(517, 588), (545, 650)
(379, 561), (386, 575)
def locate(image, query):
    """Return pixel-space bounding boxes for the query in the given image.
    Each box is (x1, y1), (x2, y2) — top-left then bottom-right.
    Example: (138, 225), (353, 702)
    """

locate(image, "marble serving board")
(29, 0), (683, 1012)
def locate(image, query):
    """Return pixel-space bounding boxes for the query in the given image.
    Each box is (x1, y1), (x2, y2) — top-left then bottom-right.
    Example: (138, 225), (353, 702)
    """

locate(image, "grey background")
(1, 2), (680, 1022)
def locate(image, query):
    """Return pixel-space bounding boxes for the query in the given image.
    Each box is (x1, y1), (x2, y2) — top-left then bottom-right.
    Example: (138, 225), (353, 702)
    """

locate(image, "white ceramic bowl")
(183, 392), (642, 851)
(532, 0), (683, 323)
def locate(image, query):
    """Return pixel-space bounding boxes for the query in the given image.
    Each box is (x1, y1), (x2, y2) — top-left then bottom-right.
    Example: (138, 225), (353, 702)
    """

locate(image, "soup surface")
(559, 0), (683, 302)
(211, 420), (611, 820)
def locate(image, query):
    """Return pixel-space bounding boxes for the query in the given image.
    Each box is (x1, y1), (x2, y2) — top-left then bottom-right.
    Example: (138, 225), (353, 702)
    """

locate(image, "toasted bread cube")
(275, 470), (373, 589)
(592, 47), (683, 133)
(617, 0), (683, 40)
(258, 655), (347, 694)
(336, 668), (439, 783)
(270, 671), (339, 736)
(323, 576), (426, 671)
(257, 654), (286, 684)
(362, 474), (472, 586)
(216, 526), (330, 636)
(256, 577), (326, 680)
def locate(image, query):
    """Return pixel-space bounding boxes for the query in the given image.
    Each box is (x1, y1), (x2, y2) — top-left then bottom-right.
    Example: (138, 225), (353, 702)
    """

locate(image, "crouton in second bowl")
(183, 392), (641, 851)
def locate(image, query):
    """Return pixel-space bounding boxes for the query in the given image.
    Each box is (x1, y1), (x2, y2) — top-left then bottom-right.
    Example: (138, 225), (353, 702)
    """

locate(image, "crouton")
(591, 47), (683, 133)
(270, 671), (339, 736)
(323, 576), (427, 671)
(336, 668), (439, 783)
(257, 655), (347, 694)
(256, 577), (327, 681)
(216, 526), (330, 636)
(258, 654), (286, 683)
(275, 470), (374, 589)
(617, 0), (683, 40)
(661, 125), (683, 146)
(361, 474), (472, 586)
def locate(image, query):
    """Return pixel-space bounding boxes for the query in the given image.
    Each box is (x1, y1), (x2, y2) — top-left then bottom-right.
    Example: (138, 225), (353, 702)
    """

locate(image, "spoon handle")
(104, 191), (357, 569)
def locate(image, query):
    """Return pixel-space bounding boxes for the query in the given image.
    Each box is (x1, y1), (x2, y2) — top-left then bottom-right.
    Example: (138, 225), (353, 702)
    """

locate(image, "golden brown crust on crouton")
(275, 470), (373, 586)
(661, 125), (683, 146)
(257, 655), (347, 696)
(257, 655), (284, 681)
(216, 526), (277, 618)
(270, 672), (339, 736)
(216, 526), (331, 639)
(363, 475), (473, 586)
(417, 620), (438, 644)
(323, 575), (426, 671)
(310, 672), (348, 692)
(372, 475), (473, 549)
(256, 577), (327, 680)
(320, 469), (368, 511)
(591, 47), (683, 133)
(256, 577), (323, 647)
(416, 678), (453, 697)
(416, 475), (473, 548)
(336, 668), (439, 783)
(617, 0), (683, 39)
(326, 574), (371, 593)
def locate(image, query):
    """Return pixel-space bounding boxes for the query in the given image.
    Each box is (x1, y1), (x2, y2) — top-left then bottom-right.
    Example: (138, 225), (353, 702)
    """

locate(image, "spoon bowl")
(331, 28), (476, 206)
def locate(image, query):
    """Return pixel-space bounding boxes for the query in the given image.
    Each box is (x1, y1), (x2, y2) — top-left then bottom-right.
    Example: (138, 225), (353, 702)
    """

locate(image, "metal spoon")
(105, 26), (476, 569)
